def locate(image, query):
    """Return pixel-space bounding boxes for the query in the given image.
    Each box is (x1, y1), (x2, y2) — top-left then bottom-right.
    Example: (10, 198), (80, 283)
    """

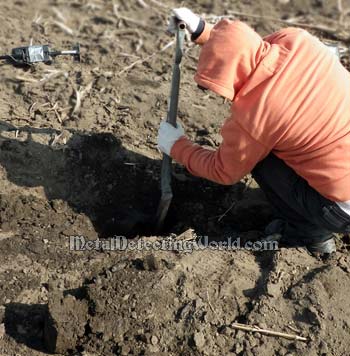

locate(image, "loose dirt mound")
(0, 0), (350, 355)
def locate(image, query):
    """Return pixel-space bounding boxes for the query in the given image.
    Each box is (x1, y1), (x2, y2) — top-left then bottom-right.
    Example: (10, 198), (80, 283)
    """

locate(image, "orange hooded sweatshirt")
(171, 20), (350, 202)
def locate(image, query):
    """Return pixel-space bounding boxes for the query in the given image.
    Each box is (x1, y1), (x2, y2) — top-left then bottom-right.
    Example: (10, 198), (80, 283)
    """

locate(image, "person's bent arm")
(171, 118), (271, 185)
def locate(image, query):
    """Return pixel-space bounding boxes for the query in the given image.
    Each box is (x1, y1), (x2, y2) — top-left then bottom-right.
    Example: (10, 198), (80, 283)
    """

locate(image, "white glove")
(157, 121), (185, 156)
(167, 7), (201, 34)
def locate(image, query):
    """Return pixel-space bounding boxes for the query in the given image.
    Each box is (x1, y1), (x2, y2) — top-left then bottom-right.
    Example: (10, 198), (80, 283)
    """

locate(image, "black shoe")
(306, 237), (336, 255)
(264, 219), (286, 236)
(264, 219), (337, 254)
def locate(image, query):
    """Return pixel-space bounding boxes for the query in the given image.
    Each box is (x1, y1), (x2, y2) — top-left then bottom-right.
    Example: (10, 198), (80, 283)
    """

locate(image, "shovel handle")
(166, 22), (186, 127)
(156, 23), (186, 231)
(162, 22), (186, 190)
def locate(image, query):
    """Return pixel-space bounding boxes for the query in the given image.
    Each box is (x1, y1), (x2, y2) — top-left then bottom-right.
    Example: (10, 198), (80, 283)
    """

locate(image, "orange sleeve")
(194, 22), (214, 45)
(171, 117), (271, 185)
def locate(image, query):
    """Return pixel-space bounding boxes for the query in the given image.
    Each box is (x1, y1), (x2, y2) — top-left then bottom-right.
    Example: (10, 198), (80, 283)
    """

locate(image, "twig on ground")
(0, 231), (15, 241)
(33, 12), (42, 24)
(15, 76), (38, 83)
(287, 324), (302, 334)
(230, 322), (308, 342)
(175, 228), (196, 241)
(216, 178), (253, 222)
(52, 4), (71, 36)
(51, 132), (65, 146)
(139, 0), (169, 14)
(217, 200), (237, 223)
(136, 0), (149, 8)
(103, 104), (113, 114)
(148, 0), (169, 9)
(113, 3), (160, 31)
(117, 40), (174, 75)
(43, 96), (63, 123)
(52, 20), (74, 36)
(206, 290), (220, 322)
(114, 29), (141, 36)
(40, 69), (65, 83)
(73, 88), (81, 115)
(119, 15), (159, 31)
(192, 104), (207, 110)
(72, 81), (93, 115)
(112, 96), (121, 104)
(29, 102), (37, 116)
(50, 102), (63, 123)
(337, 0), (350, 24)
(84, 2), (103, 11)
(52, 7), (66, 23)
(118, 52), (141, 59)
(338, 0), (344, 24)
(30, 102), (50, 114)
(134, 38), (144, 52)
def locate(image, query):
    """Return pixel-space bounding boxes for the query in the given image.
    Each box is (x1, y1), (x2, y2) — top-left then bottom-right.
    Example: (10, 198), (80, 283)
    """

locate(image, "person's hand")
(157, 121), (185, 156)
(167, 7), (201, 34)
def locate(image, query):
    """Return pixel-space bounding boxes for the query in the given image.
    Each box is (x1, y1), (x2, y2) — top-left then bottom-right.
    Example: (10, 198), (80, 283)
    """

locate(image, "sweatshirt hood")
(194, 19), (270, 101)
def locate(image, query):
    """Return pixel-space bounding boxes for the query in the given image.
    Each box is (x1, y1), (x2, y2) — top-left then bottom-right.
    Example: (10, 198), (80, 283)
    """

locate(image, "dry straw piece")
(230, 322), (308, 342)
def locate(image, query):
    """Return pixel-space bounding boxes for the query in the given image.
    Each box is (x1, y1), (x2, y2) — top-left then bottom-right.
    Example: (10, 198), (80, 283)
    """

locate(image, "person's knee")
(252, 154), (276, 182)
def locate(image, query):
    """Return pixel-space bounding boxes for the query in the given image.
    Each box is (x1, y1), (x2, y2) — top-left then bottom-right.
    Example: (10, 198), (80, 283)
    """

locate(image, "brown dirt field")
(0, 0), (350, 355)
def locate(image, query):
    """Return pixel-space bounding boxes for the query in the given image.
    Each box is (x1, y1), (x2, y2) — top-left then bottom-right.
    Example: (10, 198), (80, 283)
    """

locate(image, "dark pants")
(252, 154), (350, 244)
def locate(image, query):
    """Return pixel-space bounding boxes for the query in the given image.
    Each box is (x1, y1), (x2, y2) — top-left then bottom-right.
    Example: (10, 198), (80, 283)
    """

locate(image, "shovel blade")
(155, 193), (173, 233)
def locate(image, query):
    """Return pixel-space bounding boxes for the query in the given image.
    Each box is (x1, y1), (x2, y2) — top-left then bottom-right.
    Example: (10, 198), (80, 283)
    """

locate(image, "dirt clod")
(193, 331), (206, 350)
(44, 292), (89, 353)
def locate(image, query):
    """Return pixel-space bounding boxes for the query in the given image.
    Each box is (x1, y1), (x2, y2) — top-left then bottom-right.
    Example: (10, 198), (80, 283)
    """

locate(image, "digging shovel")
(155, 22), (186, 232)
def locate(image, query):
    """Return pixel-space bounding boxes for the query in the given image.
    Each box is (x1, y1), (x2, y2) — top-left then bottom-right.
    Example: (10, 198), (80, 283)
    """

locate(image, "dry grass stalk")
(52, 20), (74, 36)
(175, 228), (196, 241)
(338, 0), (345, 24)
(216, 178), (253, 222)
(206, 290), (220, 323)
(72, 81), (93, 115)
(134, 38), (144, 52)
(117, 40), (174, 75)
(287, 324), (302, 334)
(84, 2), (103, 11)
(49, 102), (63, 123)
(40, 69), (65, 83)
(337, 0), (350, 24)
(118, 52), (141, 58)
(148, 0), (169, 9)
(29, 102), (37, 116)
(113, 3), (159, 31)
(73, 89), (81, 115)
(112, 96), (121, 104)
(52, 7), (66, 23)
(51, 132), (65, 146)
(15, 76), (38, 83)
(136, 0), (149, 8)
(103, 104), (113, 114)
(230, 322), (308, 342)
(114, 29), (141, 36)
(33, 12), (42, 24)
(0, 231), (15, 241)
